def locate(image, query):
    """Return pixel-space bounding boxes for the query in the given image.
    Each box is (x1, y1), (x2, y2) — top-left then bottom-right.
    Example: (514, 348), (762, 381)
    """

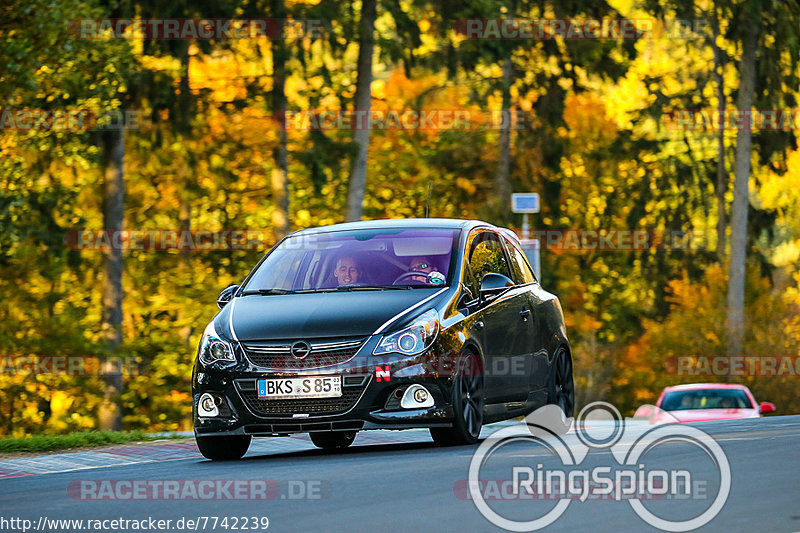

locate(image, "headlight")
(198, 321), (235, 365)
(374, 309), (439, 356)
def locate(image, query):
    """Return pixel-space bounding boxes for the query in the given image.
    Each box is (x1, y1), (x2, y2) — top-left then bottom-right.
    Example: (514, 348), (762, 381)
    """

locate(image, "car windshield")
(661, 389), (753, 411)
(242, 228), (459, 292)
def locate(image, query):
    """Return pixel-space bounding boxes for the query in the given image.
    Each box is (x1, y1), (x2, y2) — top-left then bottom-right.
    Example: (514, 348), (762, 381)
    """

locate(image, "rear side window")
(503, 236), (537, 284)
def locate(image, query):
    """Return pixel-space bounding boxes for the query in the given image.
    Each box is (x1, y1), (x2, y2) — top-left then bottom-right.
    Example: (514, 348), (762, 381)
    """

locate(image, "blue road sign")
(511, 193), (540, 213)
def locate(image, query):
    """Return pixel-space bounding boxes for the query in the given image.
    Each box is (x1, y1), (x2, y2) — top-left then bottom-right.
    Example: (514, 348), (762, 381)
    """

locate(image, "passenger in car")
(334, 255), (360, 286)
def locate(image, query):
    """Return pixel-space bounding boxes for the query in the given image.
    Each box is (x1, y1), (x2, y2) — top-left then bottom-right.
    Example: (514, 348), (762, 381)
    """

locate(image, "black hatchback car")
(193, 218), (573, 459)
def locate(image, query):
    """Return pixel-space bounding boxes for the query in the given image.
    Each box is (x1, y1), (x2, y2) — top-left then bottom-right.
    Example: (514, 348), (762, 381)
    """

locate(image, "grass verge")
(0, 430), (186, 454)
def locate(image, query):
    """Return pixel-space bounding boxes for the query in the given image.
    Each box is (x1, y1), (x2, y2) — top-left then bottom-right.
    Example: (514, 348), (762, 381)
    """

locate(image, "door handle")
(474, 320), (485, 330)
(519, 309), (531, 321)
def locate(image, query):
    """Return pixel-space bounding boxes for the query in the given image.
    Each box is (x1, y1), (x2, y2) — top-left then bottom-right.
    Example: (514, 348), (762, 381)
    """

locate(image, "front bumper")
(192, 339), (457, 437)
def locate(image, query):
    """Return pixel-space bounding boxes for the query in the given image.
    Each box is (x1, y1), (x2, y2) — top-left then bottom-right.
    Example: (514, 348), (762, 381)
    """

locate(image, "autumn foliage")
(1, 0), (799, 435)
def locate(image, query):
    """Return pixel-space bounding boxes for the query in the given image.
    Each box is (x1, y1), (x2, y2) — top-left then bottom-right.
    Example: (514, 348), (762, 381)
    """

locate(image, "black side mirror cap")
(480, 273), (514, 298)
(217, 284), (240, 309)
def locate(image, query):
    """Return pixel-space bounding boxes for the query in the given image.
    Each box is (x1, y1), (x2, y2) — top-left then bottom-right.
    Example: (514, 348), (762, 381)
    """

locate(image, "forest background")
(1, 0), (799, 435)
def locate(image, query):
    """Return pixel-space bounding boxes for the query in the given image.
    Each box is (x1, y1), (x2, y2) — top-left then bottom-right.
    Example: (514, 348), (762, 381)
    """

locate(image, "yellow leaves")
(168, 390), (191, 403)
(139, 55), (180, 73)
(562, 92), (618, 149)
(758, 149), (800, 217)
(756, 151), (800, 270)
(296, 209), (312, 226)
(456, 178), (476, 195)
(381, 69), (443, 106)
(518, 95), (535, 112)
(772, 241), (800, 269)
(189, 52), (245, 102)
(579, 317), (603, 332)
(50, 391), (73, 416)
(371, 78), (386, 99)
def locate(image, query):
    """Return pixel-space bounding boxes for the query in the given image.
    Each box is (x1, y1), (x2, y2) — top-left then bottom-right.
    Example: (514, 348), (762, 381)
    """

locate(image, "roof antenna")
(425, 182), (431, 218)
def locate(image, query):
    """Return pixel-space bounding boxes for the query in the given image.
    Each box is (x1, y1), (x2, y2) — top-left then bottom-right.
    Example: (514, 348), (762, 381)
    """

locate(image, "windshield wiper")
(241, 285), (435, 296)
(240, 288), (295, 296)
(340, 285), (413, 291)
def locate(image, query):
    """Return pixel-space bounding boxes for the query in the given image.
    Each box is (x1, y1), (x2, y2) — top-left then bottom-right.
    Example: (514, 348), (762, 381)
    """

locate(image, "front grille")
(238, 386), (366, 416)
(242, 337), (365, 370)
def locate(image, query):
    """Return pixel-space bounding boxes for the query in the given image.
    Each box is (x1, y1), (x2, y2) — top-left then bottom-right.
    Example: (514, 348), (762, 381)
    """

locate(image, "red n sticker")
(375, 365), (390, 382)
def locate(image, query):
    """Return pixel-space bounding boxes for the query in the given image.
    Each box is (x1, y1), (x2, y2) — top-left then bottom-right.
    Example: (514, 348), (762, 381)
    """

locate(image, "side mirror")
(759, 402), (775, 415)
(217, 284), (240, 309)
(480, 273), (514, 301)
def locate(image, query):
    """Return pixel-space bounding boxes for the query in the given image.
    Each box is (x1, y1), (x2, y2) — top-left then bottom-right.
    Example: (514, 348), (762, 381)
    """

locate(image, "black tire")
(309, 430), (357, 450)
(431, 352), (484, 446)
(548, 345), (575, 419)
(196, 435), (251, 461)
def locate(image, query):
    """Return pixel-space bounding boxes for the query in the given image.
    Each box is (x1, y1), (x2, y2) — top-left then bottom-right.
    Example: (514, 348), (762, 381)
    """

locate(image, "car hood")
(225, 289), (446, 341)
(659, 408), (760, 423)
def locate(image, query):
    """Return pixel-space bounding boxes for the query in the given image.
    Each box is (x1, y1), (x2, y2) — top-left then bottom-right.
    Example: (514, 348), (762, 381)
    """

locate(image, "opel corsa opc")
(192, 219), (573, 460)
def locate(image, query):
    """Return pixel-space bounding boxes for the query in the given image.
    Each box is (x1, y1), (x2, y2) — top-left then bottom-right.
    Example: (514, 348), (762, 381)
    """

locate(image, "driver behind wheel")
(408, 256), (438, 284)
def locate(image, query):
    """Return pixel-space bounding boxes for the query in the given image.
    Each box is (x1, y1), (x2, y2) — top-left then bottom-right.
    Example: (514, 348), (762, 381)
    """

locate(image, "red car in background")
(636, 383), (775, 423)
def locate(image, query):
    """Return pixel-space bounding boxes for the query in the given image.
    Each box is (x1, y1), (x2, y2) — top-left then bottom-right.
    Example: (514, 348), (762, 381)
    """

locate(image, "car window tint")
(468, 232), (512, 282)
(244, 228), (458, 290)
(661, 389), (753, 410)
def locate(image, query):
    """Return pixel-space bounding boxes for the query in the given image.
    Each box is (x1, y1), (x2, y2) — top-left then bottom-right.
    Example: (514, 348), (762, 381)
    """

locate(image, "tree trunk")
(494, 58), (513, 225)
(271, 0), (290, 238)
(345, 0), (377, 222)
(98, 128), (125, 431)
(177, 41), (193, 344)
(712, 10), (727, 260)
(178, 191), (192, 343)
(727, 16), (758, 356)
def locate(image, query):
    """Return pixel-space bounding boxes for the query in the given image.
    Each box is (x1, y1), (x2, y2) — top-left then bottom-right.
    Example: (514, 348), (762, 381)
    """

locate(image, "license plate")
(257, 376), (342, 399)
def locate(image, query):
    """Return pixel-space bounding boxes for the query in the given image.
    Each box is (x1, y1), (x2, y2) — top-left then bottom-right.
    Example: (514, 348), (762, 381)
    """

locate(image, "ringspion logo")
(466, 403), (730, 531)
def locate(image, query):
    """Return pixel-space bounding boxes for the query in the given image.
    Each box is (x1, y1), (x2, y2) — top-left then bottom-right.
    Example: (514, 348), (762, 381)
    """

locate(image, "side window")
(468, 232), (512, 284)
(503, 236), (537, 284)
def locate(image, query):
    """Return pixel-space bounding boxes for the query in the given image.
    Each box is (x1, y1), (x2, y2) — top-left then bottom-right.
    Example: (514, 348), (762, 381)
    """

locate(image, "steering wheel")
(392, 271), (427, 285)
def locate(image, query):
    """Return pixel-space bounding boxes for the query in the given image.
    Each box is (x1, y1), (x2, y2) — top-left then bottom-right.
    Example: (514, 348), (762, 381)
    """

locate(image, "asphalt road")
(1, 416), (799, 533)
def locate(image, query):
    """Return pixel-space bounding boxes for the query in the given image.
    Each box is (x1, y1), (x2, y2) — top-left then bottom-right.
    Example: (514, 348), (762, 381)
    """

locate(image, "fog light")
(198, 393), (220, 417)
(400, 385), (434, 409)
(413, 388), (429, 403)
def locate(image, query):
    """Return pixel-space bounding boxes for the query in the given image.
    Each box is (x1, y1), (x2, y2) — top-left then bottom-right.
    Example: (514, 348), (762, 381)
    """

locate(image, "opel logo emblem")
(290, 341), (311, 359)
